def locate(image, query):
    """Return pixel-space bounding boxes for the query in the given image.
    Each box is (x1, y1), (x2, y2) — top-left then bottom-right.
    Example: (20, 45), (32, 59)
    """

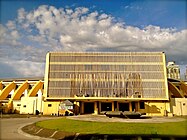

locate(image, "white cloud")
(0, 25), (22, 47)
(17, 8), (27, 22)
(0, 5), (187, 78)
(0, 59), (44, 78)
(10, 30), (20, 39)
(6, 20), (16, 30)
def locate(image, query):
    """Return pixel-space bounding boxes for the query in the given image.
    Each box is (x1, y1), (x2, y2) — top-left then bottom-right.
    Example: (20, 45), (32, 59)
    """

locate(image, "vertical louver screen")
(46, 52), (167, 99)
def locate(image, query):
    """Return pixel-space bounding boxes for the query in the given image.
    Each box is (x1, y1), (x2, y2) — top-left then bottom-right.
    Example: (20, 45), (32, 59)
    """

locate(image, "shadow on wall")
(145, 104), (161, 114)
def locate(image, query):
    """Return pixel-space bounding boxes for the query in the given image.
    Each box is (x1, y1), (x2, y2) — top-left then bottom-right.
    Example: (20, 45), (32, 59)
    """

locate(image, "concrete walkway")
(67, 114), (186, 123)
(0, 117), (55, 140)
(1, 115), (186, 140)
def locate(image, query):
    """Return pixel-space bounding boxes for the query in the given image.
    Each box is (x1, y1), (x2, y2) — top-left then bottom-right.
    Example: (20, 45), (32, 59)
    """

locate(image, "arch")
(0, 82), (16, 100)
(0, 82), (3, 91)
(167, 78), (181, 83)
(168, 81), (184, 98)
(10, 81), (29, 100)
(180, 82), (187, 97)
(28, 80), (44, 97)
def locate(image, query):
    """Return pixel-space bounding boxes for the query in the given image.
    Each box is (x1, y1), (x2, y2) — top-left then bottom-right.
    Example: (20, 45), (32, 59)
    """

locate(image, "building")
(43, 52), (171, 116)
(1, 52), (187, 116)
(0, 77), (43, 114)
(167, 61), (180, 79)
(185, 66), (187, 80)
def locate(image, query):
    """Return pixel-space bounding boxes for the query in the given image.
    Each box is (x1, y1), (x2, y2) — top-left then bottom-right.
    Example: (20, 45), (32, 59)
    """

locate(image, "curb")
(18, 123), (55, 140)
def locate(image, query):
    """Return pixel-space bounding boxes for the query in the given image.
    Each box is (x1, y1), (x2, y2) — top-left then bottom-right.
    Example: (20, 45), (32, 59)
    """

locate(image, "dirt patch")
(22, 124), (42, 135)
(22, 123), (76, 140)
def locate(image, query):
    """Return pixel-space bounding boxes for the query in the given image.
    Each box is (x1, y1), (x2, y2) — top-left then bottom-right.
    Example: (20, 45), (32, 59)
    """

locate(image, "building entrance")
(101, 102), (112, 111)
(84, 102), (94, 114)
(119, 103), (129, 111)
(131, 102), (137, 111)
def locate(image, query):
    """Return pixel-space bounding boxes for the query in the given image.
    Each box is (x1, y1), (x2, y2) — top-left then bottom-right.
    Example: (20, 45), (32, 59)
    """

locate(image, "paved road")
(0, 117), (55, 140)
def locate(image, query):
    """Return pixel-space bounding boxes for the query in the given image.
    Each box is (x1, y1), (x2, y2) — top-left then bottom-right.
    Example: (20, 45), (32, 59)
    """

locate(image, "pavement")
(0, 117), (55, 140)
(67, 114), (186, 123)
(0, 115), (186, 140)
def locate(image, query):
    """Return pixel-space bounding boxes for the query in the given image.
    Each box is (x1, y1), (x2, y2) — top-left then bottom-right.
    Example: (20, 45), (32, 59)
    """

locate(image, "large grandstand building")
(0, 52), (187, 116)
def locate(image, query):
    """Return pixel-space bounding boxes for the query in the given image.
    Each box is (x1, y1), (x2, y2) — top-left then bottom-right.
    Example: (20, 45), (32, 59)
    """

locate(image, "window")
(29, 85), (32, 89)
(7, 94), (11, 98)
(15, 85), (19, 89)
(140, 102), (145, 109)
(66, 106), (73, 109)
(23, 105), (26, 108)
(17, 104), (21, 106)
(84, 65), (92, 70)
(48, 104), (52, 107)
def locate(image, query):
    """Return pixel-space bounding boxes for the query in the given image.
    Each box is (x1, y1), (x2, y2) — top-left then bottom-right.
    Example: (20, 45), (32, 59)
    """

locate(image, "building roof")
(0, 77), (44, 82)
(61, 100), (73, 106)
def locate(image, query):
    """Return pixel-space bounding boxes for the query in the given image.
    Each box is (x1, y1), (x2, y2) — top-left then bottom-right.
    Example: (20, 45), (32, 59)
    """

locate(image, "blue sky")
(1, 0), (186, 29)
(0, 0), (187, 78)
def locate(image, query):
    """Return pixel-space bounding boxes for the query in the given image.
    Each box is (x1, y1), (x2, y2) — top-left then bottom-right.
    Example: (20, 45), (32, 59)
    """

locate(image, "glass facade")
(46, 52), (168, 99)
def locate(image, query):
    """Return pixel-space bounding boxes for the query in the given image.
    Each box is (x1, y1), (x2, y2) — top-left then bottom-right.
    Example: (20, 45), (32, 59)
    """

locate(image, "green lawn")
(36, 117), (187, 136)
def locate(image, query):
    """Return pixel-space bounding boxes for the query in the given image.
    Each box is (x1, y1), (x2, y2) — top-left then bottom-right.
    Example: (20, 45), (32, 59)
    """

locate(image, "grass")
(36, 117), (187, 136)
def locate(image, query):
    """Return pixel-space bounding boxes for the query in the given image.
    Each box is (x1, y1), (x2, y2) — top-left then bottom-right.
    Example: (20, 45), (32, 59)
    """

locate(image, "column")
(99, 102), (101, 113)
(137, 102), (140, 111)
(112, 101), (115, 111)
(129, 102), (132, 111)
(117, 102), (119, 111)
(94, 102), (98, 114)
(80, 102), (84, 114)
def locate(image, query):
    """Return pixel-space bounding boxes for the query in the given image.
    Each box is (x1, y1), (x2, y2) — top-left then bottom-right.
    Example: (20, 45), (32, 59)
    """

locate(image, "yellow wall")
(43, 101), (60, 115)
(170, 98), (187, 116)
(42, 100), (172, 116)
(12, 100), (21, 113)
(20, 97), (43, 114)
(138, 101), (171, 116)
(43, 53), (50, 98)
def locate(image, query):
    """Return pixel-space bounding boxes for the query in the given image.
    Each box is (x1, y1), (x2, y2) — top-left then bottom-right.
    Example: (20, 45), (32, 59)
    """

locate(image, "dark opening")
(132, 102), (136, 111)
(101, 102), (112, 111)
(35, 110), (39, 115)
(84, 102), (94, 114)
(114, 101), (118, 111)
(28, 85), (32, 89)
(140, 102), (145, 109)
(119, 103), (129, 111)
(48, 104), (52, 107)
(15, 85), (19, 89)
(7, 94), (11, 98)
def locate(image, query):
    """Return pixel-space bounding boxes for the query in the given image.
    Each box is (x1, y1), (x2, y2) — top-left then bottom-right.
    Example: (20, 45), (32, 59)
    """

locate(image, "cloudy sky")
(0, 0), (186, 79)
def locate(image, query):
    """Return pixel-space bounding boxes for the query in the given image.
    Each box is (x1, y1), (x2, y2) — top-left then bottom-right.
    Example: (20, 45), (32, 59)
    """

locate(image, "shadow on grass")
(62, 134), (187, 140)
